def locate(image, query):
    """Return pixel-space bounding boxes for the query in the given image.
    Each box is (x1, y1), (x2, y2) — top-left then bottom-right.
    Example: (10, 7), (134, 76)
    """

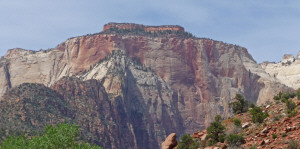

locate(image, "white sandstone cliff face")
(261, 51), (300, 90)
(0, 48), (66, 97)
(240, 52), (290, 105)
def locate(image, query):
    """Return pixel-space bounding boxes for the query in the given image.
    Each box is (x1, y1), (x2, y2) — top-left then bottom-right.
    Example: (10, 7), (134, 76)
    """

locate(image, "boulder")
(161, 133), (177, 149)
(242, 122), (251, 129)
(261, 127), (269, 133)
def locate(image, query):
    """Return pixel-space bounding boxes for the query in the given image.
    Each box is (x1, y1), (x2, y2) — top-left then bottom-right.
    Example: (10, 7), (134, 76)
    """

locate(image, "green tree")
(229, 94), (249, 114)
(0, 123), (103, 149)
(249, 106), (268, 123)
(297, 88), (300, 100)
(286, 99), (296, 111)
(206, 115), (225, 146)
(177, 134), (200, 149)
(225, 134), (245, 147)
(233, 119), (241, 127)
(286, 99), (297, 117)
(273, 95), (280, 101)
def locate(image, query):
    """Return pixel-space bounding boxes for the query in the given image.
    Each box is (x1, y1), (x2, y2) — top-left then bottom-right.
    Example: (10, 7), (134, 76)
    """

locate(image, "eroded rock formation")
(261, 51), (300, 90)
(0, 23), (292, 148)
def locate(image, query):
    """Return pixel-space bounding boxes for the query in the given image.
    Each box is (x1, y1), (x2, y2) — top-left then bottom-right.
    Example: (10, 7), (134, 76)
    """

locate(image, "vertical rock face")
(261, 51), (300, 90)
(0, 48), (64, 95)
(0, 23), (292, 148)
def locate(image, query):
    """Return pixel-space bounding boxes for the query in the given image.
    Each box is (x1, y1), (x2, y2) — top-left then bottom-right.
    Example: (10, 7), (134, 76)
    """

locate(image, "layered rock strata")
(0, 23), (292, 148)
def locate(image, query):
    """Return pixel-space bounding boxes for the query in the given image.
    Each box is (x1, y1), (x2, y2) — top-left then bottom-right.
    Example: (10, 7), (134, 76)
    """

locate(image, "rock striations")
(0, 23), (295, 149)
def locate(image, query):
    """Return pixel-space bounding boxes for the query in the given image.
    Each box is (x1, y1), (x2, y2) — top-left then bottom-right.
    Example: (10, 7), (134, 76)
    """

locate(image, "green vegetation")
(225, 134), (245, 147)
(233, 119), (241, 127)
(281, 133), (287, 137)
(288, 140), (299, 149)
(177, 134), (199, 149)
(272, 134), (277, 139)
(101, 27), (195, 38)
(272, 115), (281, 122)
(0, 123), (102, 149)
(286, 99), (297, 117)
(273, 91), (296, 103)
(286, 99), (296, 111)
(249, 144), (258, 149)
(249, 105), (268, 123)
(229, 94), (249, 114)
(273, 91), (298, 117)
(206, 115), (225, 146)
(297, 88), (300, 100)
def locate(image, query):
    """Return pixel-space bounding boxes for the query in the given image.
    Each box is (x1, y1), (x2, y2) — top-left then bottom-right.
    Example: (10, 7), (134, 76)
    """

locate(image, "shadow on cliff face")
(244, 71), (264, 104)
(111, 66), (185, 149)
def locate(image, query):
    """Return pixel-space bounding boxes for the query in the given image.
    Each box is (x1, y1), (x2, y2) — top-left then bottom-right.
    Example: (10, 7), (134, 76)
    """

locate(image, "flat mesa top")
(102, 22), (185, 32)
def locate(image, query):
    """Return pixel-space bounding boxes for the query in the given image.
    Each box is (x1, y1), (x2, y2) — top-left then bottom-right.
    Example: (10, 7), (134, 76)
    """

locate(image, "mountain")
(261, 51), (300, 90)
(0, 23), (294, 148)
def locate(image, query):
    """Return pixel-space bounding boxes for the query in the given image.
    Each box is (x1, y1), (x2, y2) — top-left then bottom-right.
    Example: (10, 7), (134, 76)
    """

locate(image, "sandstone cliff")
(0, 23), (292, 148)
(261, 51), (300, 90)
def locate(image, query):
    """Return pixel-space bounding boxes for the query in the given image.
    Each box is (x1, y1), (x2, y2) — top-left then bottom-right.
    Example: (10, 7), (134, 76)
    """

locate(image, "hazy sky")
(1, 0), (299, 63)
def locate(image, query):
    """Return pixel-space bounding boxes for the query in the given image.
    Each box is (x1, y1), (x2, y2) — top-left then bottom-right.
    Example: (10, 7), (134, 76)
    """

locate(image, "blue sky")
(0, 0), (299, 63)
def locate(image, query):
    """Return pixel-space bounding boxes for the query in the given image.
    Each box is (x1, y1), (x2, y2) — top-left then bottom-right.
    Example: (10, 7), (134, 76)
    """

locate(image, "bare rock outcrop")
(261, 51), (300, 89)
(161, 133), (177, 149)
(282, 54), (295, 63)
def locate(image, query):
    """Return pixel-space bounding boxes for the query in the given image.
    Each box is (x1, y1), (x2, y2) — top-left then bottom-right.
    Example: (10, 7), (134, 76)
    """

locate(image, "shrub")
(250, 103), (256, 108)
(286, 99), (297, 117)
(281, 133), (287, 137)
(286, 100), (296, 110)
(281, 92), (296, 103)
(229, 94), (249, 114)
(273, 115), (281, 121)
(206, 115), (225, 146)
(199, 140), (207, 149)
(297, 89), (300, 100)
(272, 134), (277, 139)
(274, 91), (296, 103)
(249, 144), (258, 149)
(273, 95), (280, 101)
(225, 134), (245, 147)
(0, 123), (103, 149)
(288, 140), (299, 149)
(249, 106), (269, 123)
(177, 134), (200, 149)
(288, 108), (298, 118)
(233, 119), (241, 127)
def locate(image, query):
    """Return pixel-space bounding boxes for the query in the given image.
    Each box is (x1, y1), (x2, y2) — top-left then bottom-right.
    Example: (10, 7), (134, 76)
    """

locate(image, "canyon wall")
(261, 51), (300, 90)
(0, 23), (292, 148)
